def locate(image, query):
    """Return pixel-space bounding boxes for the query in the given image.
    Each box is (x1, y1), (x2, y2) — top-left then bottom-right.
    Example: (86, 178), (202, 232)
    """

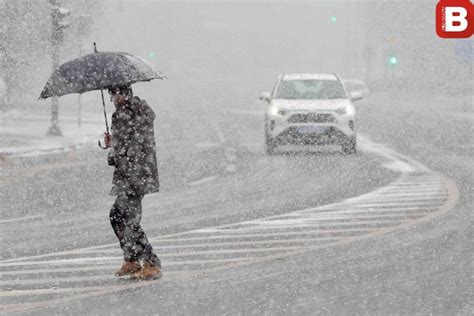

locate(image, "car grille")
(287, 113), (336, 123)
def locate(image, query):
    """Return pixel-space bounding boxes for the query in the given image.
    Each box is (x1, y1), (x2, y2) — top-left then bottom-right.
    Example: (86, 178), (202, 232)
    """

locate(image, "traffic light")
(389, 56), (398, 65)
(53, 6), (70, 28)
(51, 5), (70, 44)
(330, 16), (337, 23)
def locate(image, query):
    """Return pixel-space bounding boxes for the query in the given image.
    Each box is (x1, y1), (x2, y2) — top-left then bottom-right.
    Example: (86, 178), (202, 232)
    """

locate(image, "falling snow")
(0, 0), (472, 315)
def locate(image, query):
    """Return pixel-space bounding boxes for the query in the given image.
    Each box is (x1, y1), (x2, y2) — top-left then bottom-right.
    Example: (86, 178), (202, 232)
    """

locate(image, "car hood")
(270, 99), (352, 111)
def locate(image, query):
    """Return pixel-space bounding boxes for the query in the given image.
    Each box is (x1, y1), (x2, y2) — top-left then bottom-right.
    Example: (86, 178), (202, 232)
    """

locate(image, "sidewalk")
(0, 109), (106, 158)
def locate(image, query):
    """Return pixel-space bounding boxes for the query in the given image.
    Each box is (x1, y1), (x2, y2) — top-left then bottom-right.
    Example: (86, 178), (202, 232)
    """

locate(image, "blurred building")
(363, 1), (472, 94)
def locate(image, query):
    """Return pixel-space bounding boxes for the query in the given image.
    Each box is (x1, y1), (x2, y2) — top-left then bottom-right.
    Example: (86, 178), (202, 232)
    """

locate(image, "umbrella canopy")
(39, 51), (165, 99)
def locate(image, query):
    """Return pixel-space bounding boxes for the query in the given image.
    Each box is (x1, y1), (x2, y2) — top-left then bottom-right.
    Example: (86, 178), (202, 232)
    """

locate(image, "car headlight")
(269, 105), (279, 116)
(269, 106), (287, 116)
(346, 105), (356, 116)
(335, 106), (355, 116)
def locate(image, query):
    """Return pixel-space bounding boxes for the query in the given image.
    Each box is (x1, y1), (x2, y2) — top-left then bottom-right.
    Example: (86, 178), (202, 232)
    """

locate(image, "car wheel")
(342, 136), (356, 154)
(265, 133), (277, 155)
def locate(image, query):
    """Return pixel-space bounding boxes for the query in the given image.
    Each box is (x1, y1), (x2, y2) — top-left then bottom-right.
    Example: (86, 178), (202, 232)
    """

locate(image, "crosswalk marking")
(0, 138), (459, 314)
(0, 258), (250, 277)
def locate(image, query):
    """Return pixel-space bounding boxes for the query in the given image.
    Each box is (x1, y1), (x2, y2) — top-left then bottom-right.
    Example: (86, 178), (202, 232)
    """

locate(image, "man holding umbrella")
(104, 85), (162, 280)
(40, 44), (166, 280)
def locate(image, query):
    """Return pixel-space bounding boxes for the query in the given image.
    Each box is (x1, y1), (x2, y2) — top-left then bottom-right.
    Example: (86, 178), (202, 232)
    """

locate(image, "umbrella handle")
(99, 130), (111, 149)
(98, 140), (109, 150)
(100, 89), (109, 133)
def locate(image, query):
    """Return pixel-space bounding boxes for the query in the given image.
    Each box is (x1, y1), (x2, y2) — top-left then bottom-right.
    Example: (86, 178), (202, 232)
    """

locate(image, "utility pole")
(47, 0), (70, 136)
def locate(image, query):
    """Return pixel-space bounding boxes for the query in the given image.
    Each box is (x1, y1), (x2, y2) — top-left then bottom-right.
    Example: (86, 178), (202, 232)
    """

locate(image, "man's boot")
(115, 260), (141, 277)
(131, 262), (162, 280)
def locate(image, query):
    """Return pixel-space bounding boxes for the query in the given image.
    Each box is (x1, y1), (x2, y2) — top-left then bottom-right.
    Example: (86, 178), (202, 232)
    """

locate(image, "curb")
(0, 143), (93, 161)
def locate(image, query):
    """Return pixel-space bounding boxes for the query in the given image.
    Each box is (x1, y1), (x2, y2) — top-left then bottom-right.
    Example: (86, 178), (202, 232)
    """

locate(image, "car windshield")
(275, 79), (347, 100)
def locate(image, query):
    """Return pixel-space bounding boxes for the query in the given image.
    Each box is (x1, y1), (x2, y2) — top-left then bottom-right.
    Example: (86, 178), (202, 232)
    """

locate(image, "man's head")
(108, 86), (133, 108)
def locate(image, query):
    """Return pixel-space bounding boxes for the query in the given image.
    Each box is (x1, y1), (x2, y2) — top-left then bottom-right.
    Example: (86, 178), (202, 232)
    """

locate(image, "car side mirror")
(259, 92), (271, 103)
(350, 91), (363, 102)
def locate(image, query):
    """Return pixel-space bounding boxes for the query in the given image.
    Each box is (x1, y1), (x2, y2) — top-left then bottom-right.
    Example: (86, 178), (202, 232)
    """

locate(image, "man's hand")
(104, 132), (112, 148)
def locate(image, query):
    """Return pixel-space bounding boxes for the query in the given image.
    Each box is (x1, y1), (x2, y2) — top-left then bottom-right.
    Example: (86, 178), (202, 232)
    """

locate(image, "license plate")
(296, 126), (327, 134)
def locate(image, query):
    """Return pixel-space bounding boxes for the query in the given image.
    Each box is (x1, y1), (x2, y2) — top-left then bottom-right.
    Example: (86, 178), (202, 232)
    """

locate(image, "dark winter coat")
(108, 96), (160, 196)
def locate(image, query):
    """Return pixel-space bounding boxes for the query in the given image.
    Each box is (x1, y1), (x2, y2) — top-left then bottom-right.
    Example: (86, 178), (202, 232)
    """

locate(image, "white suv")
(260, 73), (362, 154)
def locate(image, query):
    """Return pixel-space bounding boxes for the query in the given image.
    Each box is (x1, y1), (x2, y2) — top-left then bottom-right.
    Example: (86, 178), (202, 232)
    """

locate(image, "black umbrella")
(40, 43), (165, 148)
(40, 44), (165, 98)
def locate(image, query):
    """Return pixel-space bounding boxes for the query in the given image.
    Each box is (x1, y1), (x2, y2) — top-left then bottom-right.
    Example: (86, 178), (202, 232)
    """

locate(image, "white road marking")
(0, 258), (121, 268)
(0, 258), (250, 277)
(377, 192), (445, 196)
(0, 275), (118, 287)
(0, 286), (128, 298)
(150, 229), (371, 242)
(0, 215), (45, 224)
(158, 246), (302, 257)
(0, 286), (112, 298)
(306, 207), (436, 216)
(198, 220), (406, 232)
(74, 238), (340, 255)
(350, 201), (443, 208)
(187, 175), (217, 186)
